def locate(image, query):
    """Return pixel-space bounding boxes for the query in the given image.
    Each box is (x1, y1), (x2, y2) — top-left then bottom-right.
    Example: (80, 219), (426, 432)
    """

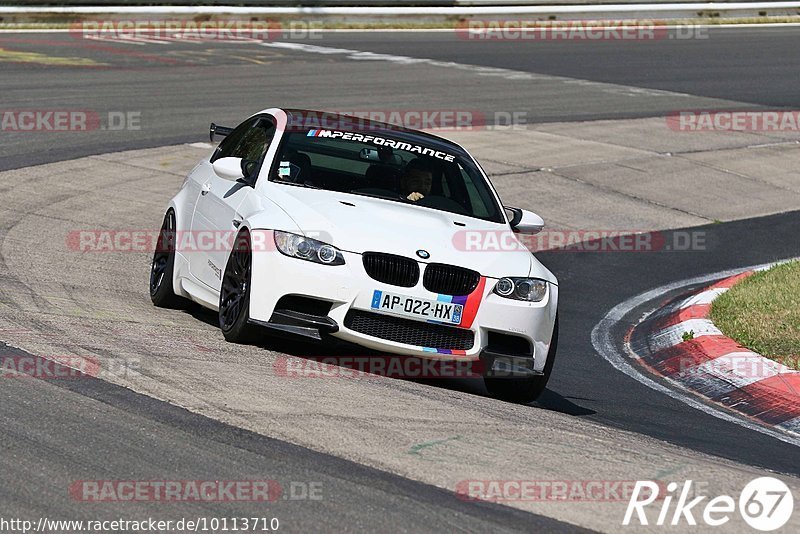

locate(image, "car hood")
(263, 185), (555, 282)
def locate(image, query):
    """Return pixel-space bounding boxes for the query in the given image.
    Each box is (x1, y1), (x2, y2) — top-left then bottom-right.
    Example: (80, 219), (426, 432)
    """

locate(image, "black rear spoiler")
(209, 122), (234, 142)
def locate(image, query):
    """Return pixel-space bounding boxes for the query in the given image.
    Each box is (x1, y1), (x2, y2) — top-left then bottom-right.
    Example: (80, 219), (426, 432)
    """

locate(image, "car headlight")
(494, 277), (548, 302)
(273, 231), (345, 266)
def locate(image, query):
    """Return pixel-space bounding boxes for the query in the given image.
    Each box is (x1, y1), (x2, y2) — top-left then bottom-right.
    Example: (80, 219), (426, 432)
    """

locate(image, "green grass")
(710, 261), (800, 370)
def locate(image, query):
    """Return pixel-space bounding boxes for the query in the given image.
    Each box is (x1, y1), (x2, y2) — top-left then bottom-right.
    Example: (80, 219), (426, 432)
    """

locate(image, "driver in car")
(400, 159), (434, 202)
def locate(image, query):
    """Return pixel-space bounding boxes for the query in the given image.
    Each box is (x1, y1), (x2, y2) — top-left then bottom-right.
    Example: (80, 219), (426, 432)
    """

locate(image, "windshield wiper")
(279, 180), (321, 189)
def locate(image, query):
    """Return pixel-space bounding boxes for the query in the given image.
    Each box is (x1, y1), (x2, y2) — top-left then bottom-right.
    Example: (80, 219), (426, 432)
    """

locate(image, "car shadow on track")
(424, 377), (595, 416)
(181, 303), (595, 416)
(532, 389), (596, 416)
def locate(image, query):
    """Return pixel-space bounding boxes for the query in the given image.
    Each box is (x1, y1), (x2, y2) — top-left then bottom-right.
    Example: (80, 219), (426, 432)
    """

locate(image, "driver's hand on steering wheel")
(407, 192), (425, 201)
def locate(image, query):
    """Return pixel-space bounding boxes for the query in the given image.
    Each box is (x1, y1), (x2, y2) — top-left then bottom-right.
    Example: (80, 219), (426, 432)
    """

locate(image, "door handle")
(201, 182), (211, 195)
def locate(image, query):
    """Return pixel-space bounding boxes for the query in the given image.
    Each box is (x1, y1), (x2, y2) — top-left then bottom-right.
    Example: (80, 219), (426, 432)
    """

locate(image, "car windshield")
(270, 128), (504, 223)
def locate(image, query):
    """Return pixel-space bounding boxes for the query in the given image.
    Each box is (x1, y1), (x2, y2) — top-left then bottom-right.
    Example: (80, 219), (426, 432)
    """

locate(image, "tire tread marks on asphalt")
(0, 341), (589, 534)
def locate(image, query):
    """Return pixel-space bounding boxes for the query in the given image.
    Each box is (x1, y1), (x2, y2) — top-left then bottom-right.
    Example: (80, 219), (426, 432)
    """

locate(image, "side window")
(211, 117), (276, 163)
(458, 164), (490, 217)
(211, 120), (251, 162)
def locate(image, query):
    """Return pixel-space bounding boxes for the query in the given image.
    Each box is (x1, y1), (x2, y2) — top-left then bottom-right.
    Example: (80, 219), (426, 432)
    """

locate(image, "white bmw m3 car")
(150, 109), (558, 402)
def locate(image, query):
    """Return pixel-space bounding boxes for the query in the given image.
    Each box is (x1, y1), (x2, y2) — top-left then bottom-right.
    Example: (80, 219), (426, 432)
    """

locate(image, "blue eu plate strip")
(371, 290), (382, 309)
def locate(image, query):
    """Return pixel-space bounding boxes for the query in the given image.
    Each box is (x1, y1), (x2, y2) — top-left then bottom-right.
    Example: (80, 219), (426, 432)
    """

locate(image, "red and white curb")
(633, 268), (800, 437)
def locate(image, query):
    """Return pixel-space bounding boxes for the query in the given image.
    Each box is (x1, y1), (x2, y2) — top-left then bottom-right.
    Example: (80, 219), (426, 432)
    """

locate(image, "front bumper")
(249, 246), (558, 373)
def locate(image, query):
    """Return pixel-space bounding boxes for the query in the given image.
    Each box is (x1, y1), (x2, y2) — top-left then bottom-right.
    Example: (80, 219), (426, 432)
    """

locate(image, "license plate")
(370, 290), (463, 325)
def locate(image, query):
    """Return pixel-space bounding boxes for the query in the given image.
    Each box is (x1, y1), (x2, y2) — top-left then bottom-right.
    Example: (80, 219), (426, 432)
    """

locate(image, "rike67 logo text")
(624, 478), (793, 531)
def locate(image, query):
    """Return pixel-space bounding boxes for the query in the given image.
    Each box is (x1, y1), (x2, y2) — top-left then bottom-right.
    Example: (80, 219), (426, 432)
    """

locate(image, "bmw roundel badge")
(416, 249), (430, 259)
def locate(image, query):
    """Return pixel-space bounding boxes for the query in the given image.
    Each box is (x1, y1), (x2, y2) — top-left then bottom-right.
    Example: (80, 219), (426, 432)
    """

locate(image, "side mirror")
(212, 157), (245, 181)
(505, 206), (544, 234)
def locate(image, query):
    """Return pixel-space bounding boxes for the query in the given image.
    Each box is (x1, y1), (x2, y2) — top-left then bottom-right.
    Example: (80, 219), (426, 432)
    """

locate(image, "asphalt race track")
(0, 342), (579, 533)
(2, 27), (799, 170)
(1, 27), (799, 532)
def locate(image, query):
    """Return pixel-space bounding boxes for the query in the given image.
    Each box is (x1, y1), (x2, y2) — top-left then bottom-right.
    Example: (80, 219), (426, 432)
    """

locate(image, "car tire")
(219, 229), (258, 344)
(149, 210), (183, 308)
(484, 316), (558, 404)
